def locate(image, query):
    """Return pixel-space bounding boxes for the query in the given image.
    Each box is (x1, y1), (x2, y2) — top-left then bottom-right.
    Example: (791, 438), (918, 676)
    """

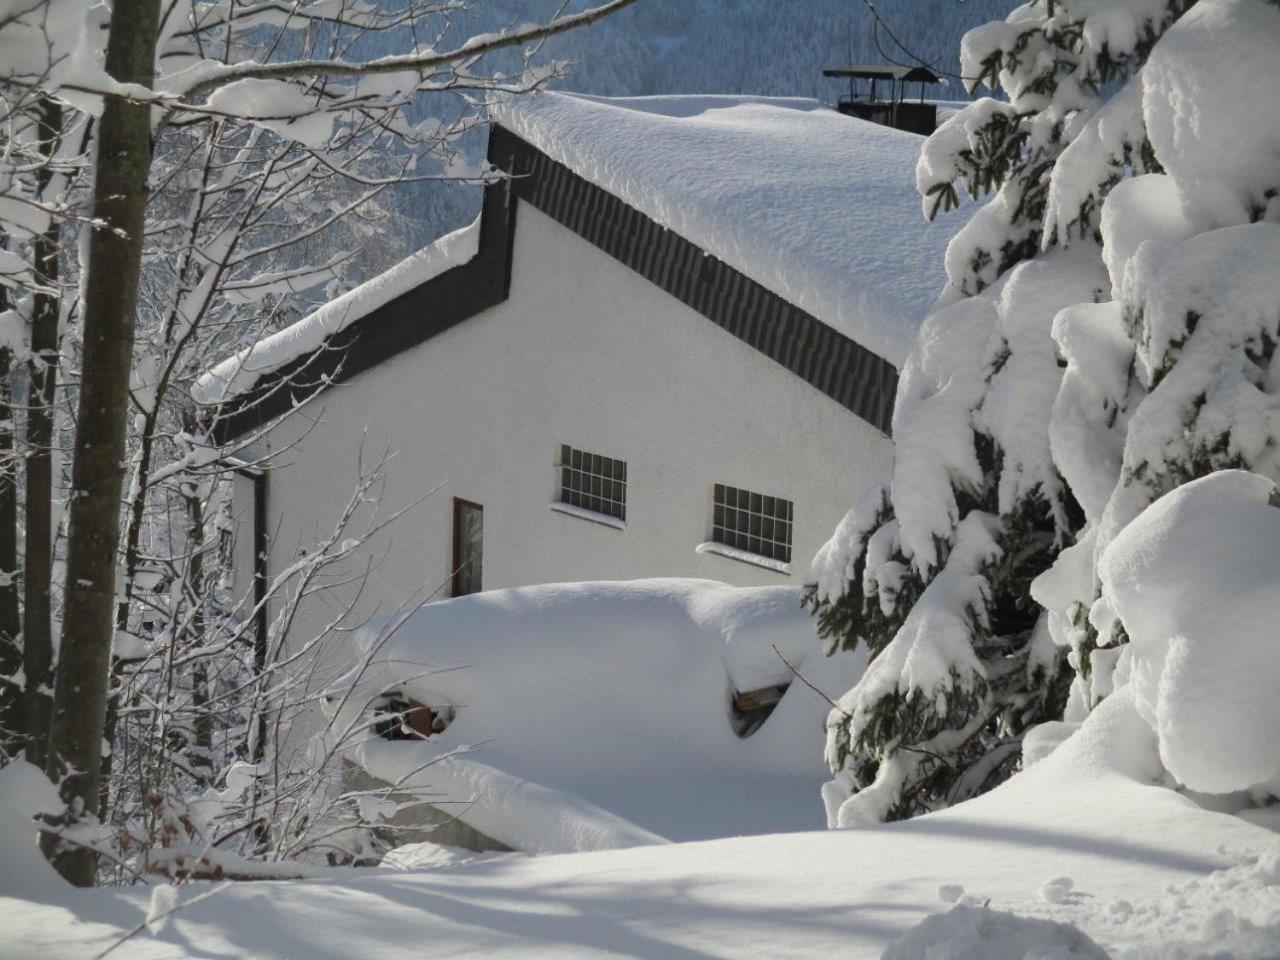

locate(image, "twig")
(771, 644), (852, 719)
(94, 882), (231, 959)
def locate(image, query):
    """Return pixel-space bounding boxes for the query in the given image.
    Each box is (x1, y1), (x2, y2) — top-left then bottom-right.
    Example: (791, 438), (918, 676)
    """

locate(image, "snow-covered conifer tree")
(810, 0), (1195, 826)
(1034, 0), (1280, 720)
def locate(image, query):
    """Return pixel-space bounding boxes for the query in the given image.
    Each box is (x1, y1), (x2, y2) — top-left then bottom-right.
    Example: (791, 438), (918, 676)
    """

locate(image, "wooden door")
(451, 498), (483, 597)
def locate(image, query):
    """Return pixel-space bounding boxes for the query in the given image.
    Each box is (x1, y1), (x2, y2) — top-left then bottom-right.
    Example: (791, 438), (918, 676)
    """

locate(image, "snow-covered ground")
(4, 686), (1277, 959)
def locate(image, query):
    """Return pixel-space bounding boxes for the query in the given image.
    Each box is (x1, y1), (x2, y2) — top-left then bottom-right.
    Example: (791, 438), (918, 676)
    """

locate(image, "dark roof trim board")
(210, 158), (517, 443)
(822, 64), (941, 85)
(210, 124), (899, 443)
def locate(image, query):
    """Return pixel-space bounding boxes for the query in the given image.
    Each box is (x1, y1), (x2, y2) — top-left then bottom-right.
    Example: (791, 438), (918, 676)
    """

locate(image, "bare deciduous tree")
(1, 0), (636, 886)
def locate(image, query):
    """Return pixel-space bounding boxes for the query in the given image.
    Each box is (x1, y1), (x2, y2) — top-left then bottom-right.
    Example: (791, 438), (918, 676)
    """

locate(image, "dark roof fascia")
(208, 158), (518, 444)
(823, 64), (941, 85)
(210, 124), (898, 443)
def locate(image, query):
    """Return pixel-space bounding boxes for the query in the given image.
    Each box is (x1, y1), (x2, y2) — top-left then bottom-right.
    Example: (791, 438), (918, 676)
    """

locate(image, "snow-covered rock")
(380, 841), (511, 872)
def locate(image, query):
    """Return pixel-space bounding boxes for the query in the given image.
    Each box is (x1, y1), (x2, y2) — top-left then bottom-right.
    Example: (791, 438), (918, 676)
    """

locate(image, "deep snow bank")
(0, 761), (66, 899)
(331, 579), (868, 851)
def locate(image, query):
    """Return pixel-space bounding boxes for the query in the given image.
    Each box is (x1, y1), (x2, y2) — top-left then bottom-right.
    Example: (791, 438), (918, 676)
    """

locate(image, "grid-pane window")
(559, 445), (626, 521)
(712, 484), (793, 563)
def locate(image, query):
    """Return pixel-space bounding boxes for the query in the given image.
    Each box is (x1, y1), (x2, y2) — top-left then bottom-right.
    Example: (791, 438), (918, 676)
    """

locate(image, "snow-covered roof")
(196, 93), (957, 410)
(499, 92), (958, 366)
(193, 218), (481, 405)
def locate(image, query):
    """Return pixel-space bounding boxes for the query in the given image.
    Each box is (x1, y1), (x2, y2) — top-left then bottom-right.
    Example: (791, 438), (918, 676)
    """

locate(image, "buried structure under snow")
(329, 579), (869, 855)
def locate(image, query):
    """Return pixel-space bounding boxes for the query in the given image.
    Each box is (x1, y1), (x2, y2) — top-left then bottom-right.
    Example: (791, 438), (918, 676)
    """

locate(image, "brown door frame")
(451, 497), (483, 597)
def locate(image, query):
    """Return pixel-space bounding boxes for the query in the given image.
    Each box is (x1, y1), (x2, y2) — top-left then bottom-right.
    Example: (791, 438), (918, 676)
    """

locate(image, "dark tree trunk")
(248, 471), (270, 853)
(43, 0), (160, 887)
(99, 410), (160, 816)
(183, 437), (214, 785)
(22, 97), (62, 769)
(0, 313), (21, 757)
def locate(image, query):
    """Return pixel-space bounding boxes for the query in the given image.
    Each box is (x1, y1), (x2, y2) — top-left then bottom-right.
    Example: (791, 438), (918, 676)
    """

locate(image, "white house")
(197, 93), (959, 647)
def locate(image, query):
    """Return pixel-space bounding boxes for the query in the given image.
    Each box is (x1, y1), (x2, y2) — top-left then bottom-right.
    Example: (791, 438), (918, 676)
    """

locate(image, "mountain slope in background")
(374, 1), (1012, 262)
(494, 0), (1013, 101)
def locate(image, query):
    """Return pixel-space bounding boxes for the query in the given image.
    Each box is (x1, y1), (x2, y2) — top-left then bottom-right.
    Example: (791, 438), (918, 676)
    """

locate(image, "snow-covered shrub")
(810, 0), (1182, 826)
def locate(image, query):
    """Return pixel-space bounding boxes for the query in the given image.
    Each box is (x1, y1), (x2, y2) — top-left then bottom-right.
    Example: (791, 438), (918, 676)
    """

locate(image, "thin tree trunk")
(22, 97), (62, 769)
(99, 422), (160, 815)
(249, 471), (270, 853)
(0, 305), (21, 757)
(185, 488), (214, 786)
(43, 0), (160, 887)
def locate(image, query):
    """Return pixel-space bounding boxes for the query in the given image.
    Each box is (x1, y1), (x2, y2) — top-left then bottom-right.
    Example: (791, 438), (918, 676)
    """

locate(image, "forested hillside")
(478, 0), (1013, 100)
(383, 0), (1013, 258)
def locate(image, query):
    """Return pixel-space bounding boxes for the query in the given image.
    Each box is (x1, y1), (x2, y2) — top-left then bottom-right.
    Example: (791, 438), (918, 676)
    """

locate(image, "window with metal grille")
(712, 484), (793, 563)
(559, 445), (626, 521)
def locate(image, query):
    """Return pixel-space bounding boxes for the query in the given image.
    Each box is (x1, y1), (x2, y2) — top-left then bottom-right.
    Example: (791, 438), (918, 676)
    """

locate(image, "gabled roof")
(201, 95), (962, 442)
(497, 94), (954, 366)
(196, 218), (482, 405)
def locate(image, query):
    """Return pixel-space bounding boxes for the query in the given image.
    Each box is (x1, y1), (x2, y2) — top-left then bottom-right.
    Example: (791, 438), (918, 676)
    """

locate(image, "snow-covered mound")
(1099, 471), (1280, 798)
(6, 684), (1277, 959)
(882, 905), (1110, 960)
(331, 579), (868, 851)
(499, 92), (959, 367)
(192, 216), (481, 403)
(0, 761), (66, 899)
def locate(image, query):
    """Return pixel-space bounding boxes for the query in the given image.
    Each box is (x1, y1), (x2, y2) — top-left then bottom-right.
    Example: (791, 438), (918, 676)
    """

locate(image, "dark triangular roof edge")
(208, 124), (898, 443)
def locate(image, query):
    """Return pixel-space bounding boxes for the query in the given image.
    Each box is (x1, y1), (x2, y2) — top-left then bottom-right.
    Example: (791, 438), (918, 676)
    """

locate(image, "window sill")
(695, 541), (791, 575)
(547, 501), (626, 531)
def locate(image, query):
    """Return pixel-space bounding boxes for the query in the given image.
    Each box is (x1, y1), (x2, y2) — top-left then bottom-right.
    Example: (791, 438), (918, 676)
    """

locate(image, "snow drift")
(329, 579), (868, 852)
(882, 904), (1111, 960)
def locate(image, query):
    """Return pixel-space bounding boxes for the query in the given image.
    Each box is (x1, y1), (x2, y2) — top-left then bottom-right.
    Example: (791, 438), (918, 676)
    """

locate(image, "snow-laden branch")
(44, 0), (637, 114)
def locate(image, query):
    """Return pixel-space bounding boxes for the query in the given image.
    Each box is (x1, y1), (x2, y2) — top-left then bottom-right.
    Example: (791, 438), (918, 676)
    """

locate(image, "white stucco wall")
(239, 201), (892, 645)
